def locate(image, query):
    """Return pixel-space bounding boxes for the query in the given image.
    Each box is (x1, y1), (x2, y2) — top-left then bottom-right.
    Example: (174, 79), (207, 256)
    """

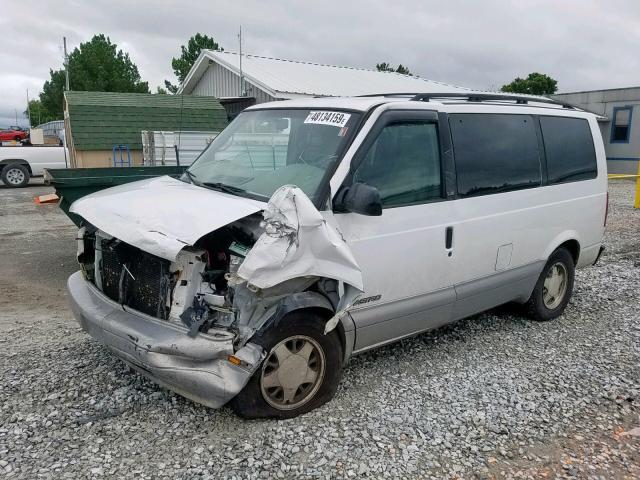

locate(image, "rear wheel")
(526, 248), (575, 321)
(229, 310), (343, 419)
(1, 163), (30, 187)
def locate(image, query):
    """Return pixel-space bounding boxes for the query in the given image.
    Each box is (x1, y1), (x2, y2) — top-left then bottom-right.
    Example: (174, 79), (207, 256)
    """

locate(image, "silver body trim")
(351, 261), (544, 353)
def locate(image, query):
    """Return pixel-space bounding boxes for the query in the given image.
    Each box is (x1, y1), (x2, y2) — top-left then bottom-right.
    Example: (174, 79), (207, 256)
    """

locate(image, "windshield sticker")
(304, 111), (351, 128)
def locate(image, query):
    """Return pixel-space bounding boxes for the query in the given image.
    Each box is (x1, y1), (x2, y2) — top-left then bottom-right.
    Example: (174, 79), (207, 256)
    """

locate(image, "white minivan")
(67, 93), (607, 418)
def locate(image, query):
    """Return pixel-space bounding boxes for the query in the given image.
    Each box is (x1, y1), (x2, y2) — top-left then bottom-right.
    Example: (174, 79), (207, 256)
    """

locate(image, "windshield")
(186, 109), (361, 203)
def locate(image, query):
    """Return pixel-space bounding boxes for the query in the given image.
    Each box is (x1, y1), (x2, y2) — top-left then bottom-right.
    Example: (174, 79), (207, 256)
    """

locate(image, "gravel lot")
(0, 180), (638, 479)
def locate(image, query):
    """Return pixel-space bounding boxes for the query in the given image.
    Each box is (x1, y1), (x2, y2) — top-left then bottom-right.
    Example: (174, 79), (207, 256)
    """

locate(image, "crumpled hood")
(70, 176), (265, 260)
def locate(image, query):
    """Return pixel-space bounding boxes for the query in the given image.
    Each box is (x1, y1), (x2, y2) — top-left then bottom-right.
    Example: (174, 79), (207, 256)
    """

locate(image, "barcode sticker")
(304, 111), (351, 128)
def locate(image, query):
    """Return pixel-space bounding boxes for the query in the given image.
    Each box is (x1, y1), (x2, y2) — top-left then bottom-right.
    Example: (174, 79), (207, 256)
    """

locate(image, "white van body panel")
(328, 100), (607, 352)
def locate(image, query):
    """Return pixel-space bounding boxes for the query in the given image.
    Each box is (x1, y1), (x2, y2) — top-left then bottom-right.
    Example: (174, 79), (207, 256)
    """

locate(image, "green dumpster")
(44, 166), (187, 226)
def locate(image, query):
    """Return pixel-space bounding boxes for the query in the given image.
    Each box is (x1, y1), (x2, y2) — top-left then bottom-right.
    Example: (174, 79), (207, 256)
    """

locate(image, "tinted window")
(450, 114), (541, 197)
(540, 116), (597, 184)
(353, 122), (441, 208)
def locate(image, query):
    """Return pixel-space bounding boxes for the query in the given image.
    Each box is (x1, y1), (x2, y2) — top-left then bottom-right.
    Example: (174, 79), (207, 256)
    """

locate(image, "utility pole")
(15, 109), (18, 125)
(238, 26), (244, 97)
(26, 89), (31, 127)
(63, 37), (70, 91)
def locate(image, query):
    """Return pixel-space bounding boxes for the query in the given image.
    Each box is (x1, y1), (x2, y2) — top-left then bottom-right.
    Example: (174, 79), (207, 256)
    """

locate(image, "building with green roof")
(63, 91), (228, 168)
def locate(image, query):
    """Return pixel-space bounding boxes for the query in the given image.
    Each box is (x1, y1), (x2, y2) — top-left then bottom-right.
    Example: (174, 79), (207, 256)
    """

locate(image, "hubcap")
(260, 335), (325, 410)
(6, 168), (25, 185)
(543, 262), (568, 309)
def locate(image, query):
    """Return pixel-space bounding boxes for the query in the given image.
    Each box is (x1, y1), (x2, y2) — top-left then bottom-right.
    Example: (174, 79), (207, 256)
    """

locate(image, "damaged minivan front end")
(67, 177), (362, 409)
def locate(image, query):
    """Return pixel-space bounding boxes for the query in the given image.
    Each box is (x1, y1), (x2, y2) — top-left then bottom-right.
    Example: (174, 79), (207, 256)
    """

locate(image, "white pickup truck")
(0, 145), (68, 187)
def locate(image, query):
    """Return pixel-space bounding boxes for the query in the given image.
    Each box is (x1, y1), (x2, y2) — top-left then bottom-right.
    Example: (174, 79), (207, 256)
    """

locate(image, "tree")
(501, 72), (558, 95)
(39, 34), (150, 119)
(376, 62), (412, 76)
(23, 99), (57, 126)
(40, 70), (67, 120)
(155, 86), (168, 94)
(165, 33), (223, 93)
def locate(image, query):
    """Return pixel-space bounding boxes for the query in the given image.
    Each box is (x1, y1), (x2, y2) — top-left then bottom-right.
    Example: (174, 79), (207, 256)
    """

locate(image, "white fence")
(35, 120), (65, 138)
(141, 131), (219, 166)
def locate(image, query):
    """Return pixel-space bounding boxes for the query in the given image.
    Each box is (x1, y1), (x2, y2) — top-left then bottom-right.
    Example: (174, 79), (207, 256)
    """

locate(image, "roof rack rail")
(356, 92), (575, 109)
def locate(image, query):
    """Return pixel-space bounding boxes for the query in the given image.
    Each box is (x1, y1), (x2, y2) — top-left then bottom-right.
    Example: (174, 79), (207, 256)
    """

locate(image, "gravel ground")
(0, 180), (638, 479)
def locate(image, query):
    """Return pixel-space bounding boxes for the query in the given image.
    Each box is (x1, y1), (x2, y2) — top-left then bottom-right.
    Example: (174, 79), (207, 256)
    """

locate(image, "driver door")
(333, 110), (456, 351)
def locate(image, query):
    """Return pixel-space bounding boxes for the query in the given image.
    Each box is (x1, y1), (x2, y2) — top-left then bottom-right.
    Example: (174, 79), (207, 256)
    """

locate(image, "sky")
(1, 0), (639, 127)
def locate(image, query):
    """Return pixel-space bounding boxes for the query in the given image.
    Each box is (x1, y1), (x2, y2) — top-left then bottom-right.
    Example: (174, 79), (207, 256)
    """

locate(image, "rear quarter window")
(449, 113), (541, 197)
(540, 116), (598, 184)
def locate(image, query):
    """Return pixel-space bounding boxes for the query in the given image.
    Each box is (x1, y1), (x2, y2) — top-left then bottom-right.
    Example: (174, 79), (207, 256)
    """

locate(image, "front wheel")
(229, 310), (343, 419)
(1, 163), (30, 187)
(526, 247), (575, 321)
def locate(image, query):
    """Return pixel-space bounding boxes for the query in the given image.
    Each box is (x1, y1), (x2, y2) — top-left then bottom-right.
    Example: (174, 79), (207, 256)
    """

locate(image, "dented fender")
(229, 186), (364, 338)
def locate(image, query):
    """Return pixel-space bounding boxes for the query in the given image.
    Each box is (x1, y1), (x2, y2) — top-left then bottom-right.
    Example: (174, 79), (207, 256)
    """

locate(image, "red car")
(0, 127), (28, 142)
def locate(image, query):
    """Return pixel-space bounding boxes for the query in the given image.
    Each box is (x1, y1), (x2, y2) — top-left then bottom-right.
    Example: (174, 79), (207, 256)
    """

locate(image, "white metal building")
(178, 50), (470, 102)
(553, 87), (640, 174)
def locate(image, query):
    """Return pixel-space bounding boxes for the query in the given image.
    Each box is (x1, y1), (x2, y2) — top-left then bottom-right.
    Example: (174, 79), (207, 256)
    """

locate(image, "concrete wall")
(554, 88), (640, 174)
(74, 150), (144, 168)
(192, 62), (275, 104)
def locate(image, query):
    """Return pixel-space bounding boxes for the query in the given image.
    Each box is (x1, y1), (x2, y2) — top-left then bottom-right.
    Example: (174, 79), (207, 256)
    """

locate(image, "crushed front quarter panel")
(228, 185), (364, 334)
(235, 185), (364, 292)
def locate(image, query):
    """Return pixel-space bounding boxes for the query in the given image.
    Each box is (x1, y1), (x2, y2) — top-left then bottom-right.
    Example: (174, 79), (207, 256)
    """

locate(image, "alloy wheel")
(6, 168), (26, 186)
(260, 335), (326, 410)
(543, 262), (568, 309)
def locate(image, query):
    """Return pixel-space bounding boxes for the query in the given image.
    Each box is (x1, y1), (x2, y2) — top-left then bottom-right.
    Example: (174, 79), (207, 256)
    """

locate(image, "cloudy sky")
(1, 0), (638, 127)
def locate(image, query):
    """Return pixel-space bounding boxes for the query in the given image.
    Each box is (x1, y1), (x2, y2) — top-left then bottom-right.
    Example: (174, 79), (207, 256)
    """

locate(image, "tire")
(229, 310), (343, 419)
(525, 248), (575, 321)
(1, 163), (30, 188)
(13, 135), (21, 142)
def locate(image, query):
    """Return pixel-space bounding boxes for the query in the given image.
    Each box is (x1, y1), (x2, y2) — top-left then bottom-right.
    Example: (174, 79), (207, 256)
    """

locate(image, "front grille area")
(99, 239), (171, 319)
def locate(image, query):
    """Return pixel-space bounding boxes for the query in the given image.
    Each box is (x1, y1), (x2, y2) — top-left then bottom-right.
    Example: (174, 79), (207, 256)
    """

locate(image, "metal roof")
(180, 50), (471, 98)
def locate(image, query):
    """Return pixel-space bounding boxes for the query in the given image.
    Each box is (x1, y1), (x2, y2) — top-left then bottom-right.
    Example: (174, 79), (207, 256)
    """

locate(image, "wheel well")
(0, 159), (31, 174)
(557, 239), (580, 265)
(307, 306), (347, 360)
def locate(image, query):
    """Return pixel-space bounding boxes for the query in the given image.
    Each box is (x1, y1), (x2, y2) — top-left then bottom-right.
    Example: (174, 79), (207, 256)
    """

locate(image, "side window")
(610, 106), (632, 143)
(540, 116), (598, 184)
(450, 114), (541, 197)
(353, 121), (442, 208)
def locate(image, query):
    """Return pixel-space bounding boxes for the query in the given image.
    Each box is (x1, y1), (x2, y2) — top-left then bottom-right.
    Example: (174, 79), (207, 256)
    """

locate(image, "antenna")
(238, 26), (245, 96)
(26, 89), (31, 127)
(63, 37), (70, 91)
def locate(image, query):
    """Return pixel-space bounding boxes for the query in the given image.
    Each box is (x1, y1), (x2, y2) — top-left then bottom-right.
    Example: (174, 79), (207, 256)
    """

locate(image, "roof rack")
(357, 92), (575, 109)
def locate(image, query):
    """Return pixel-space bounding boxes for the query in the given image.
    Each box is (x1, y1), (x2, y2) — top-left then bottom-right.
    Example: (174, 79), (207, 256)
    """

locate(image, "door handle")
(445, 226), (454, 251)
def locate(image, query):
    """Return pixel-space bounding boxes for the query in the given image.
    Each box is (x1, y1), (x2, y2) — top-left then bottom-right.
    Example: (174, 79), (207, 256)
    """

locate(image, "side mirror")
(334, 182), (382, 216)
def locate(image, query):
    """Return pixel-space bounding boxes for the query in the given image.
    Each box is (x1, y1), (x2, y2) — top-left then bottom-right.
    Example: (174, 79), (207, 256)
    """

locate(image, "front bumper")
(67, 271), (264, 408)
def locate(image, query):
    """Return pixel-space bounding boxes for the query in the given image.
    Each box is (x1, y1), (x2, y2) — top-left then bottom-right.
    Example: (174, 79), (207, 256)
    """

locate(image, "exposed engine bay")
(74, 185), (364, 351)
(78, 213), (253, 327)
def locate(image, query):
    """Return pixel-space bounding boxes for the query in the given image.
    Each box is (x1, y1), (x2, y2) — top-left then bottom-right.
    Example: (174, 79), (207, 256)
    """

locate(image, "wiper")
(202, 182), (248, 196)
(182, 169), (198, 185)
